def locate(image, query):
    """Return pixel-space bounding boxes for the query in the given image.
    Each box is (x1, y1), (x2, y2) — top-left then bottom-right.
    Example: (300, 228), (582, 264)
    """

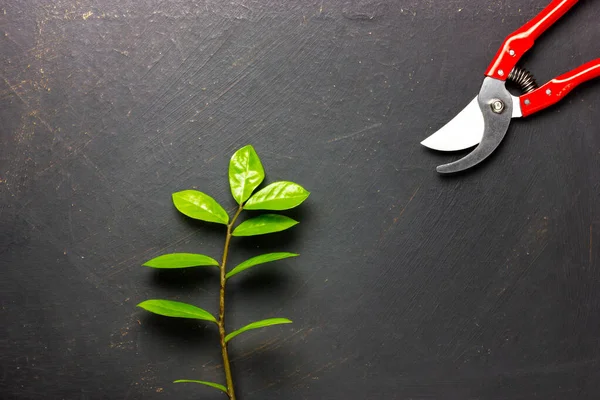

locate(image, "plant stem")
(219, 205), (243, 400)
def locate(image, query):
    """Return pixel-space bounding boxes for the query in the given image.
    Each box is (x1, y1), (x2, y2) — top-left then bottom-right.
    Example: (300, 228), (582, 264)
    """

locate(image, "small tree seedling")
(137, 145), (310, 399)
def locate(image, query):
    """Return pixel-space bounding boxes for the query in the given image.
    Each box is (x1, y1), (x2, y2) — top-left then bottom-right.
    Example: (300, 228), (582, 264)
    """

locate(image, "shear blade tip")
(420, 137), (446, 151)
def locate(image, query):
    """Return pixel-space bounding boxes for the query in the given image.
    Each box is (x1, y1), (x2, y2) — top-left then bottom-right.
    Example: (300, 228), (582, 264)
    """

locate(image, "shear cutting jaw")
(421, 83), (522, 154)
(436, 78), (516, 174)
(420, 97), (484, 152)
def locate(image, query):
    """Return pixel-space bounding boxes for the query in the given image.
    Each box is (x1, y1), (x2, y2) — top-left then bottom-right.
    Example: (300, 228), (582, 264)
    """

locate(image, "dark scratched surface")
(1, 1), (600, 399)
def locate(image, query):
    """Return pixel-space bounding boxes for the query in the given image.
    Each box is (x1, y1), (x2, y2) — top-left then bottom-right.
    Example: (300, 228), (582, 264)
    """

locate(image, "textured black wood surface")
(2, 1), (600, 399)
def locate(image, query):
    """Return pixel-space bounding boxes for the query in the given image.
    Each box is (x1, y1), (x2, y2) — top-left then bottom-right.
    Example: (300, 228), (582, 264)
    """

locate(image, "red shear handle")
(520, 59), (600, 117)
(485, 0), (579, 80)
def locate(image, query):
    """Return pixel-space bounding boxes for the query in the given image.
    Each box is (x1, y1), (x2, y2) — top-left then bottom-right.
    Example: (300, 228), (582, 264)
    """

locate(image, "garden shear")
(421, 0), (600, 174)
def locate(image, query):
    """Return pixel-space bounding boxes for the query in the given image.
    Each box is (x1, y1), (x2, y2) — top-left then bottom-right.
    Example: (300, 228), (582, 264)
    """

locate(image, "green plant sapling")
(137, 145), (309, 399)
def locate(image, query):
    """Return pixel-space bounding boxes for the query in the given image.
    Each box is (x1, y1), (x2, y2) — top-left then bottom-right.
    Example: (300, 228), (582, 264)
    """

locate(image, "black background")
(2, 1), (600, 399)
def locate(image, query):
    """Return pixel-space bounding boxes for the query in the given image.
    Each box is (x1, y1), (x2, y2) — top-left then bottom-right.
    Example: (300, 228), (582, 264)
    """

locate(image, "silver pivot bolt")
(490, 99), (505, 114)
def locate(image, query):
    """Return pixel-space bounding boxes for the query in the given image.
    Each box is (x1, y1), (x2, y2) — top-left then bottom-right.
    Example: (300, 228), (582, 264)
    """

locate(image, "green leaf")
(172, 190), (229, 225)
(143, 253), (219, 269)
(225, 318), (292, 343)
(229, 145), (265, 205)
(231, 214), (298, 237)
(226, 252), (298, 279)
(173, 380), (227, 394)
(137, 300), (217, 323)
(244, 181), (310, 210)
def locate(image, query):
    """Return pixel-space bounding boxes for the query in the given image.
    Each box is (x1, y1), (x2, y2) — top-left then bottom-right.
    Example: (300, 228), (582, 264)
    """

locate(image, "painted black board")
(1, 1), (600, 399)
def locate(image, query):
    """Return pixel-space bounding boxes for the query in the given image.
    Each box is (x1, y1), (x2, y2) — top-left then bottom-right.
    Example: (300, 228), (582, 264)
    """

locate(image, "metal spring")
(508, 66), (539, 94)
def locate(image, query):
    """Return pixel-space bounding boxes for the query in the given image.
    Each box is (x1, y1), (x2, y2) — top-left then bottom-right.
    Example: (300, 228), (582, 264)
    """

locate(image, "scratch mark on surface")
(213, 69), (252, 102)
(2, 76), (30, 106)
(258, 151), (295, 160)
(395, 185), (421, 223)
(30, 110), (54, 133)
(232, 2), (251, 11)
(377, 183), (423, 244)
(590, 223), (594, 267)
(291, 357), (349, 385)
(81, 153), (110, 185)
(232, 328), (307, 363)
(140, 31), (230, 114)
(68, 202), (75, 243)
(289, 267), (322, 300)
(328, 123), (382, 143)
(250, 355), (350, 395)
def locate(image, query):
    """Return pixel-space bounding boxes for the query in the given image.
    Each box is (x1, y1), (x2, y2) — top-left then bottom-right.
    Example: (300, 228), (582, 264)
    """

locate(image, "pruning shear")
(421, 0), (600, 174)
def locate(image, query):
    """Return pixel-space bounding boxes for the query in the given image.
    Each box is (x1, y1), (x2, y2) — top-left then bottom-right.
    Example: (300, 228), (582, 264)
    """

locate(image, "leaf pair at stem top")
(172, 145), (309, 235)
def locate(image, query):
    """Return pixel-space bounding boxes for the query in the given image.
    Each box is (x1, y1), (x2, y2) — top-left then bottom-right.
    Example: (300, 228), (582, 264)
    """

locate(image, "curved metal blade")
(436, 78), (513, 174)
(421, 97), (484, 151)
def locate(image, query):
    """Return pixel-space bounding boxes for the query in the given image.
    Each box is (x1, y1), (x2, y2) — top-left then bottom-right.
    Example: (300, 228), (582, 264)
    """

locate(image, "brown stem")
(219, 205), (243, 400)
